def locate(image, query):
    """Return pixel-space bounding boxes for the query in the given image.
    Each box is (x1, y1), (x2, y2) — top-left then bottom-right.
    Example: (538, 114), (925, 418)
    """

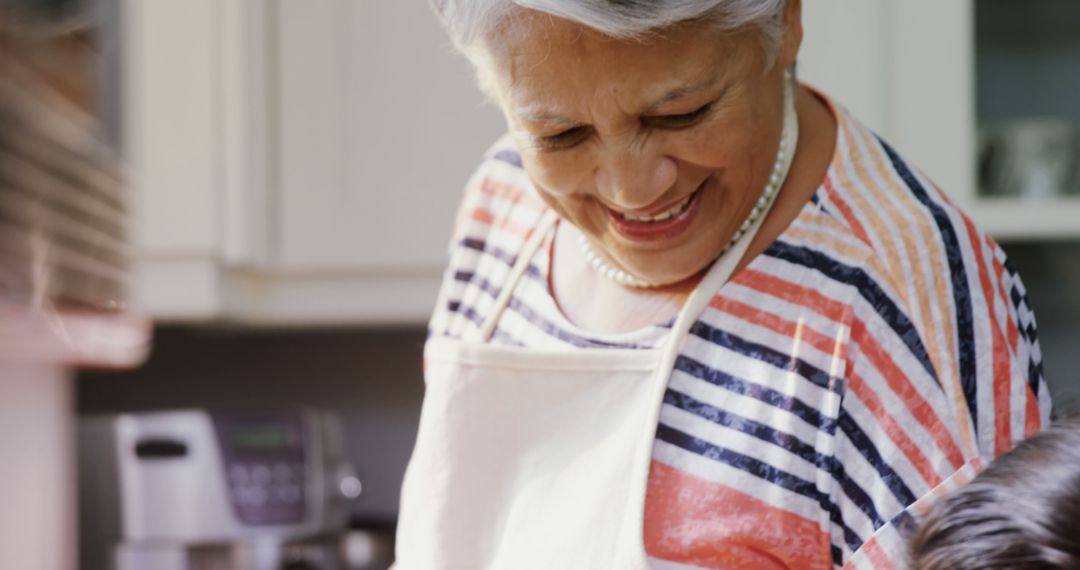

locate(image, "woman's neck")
(550, 220), (694, 335)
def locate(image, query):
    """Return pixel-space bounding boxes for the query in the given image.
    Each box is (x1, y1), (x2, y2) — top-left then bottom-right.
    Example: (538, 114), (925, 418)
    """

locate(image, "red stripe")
(709, 295), (845, 361)
(731, 269), (852, 326)
(985, 235), (1043, 438)
(849, 318), (966, 472)
(645, 460), (833, 570)
(470, 208), (494, 226)
(467, 207), (536, 240)
(960, 217), (1012, 456)
(845, 362), (943, 488)
(822, 174), (874, 248)
(986, 239), (1020, 357)
(464, 177), (549, 240)
(705, 296), (958, 486)
(476, 177), (543, 208)
(845, 535), (896, 569)
(1024, 390), (1042, 438)
(730, 268), (962, 483)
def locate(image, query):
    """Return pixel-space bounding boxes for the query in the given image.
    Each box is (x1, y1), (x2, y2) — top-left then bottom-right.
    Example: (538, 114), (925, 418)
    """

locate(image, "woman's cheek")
(524, 154), (587, 197)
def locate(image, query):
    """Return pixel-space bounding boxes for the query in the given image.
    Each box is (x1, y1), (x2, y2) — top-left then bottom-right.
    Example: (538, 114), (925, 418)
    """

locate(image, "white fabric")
(396, 81), (798, 570)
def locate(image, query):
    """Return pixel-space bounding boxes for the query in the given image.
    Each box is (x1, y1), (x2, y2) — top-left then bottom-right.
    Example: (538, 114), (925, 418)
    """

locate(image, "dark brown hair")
(909, 416), (1080, 569)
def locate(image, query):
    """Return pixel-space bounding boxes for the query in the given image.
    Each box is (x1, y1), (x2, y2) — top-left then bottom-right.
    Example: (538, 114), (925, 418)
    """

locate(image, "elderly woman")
(396, 1), (1050, 568)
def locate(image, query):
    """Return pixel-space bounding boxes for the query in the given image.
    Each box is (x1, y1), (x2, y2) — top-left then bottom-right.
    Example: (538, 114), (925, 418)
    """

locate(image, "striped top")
(427, 97), (1051, 569)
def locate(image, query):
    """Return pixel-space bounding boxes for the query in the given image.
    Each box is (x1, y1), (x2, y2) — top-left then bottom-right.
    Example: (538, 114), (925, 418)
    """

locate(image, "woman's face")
(479, 10), (799, 286)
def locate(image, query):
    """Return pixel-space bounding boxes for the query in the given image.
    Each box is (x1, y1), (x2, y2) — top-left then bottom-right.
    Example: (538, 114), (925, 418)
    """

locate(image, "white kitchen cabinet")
(125, 0), (505, 324)
(800, 0), (1080, 240)
(130, 2), (1077, 324)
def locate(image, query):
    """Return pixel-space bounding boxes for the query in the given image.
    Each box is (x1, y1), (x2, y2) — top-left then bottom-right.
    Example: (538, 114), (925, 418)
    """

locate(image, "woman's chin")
(632, 263), (711, 291)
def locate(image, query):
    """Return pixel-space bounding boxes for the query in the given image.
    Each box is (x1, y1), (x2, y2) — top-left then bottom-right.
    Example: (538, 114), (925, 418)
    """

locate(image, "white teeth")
(619, 193), (694, 223)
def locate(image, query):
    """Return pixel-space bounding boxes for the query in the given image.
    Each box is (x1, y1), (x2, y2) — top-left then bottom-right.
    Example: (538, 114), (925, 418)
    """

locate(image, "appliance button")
(252, 464), (272, 485)
(273, 463), (293, 482)
(248, 486), (268, 506)
(229, 465), (249, 484)
(282, 484), (302, 503)
(234, 486), (253, 504)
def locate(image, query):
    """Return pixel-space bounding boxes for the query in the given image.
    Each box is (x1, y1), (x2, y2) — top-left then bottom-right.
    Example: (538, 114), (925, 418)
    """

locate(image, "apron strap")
(477, 210), (560, 342)
(657, 76), (799, 363)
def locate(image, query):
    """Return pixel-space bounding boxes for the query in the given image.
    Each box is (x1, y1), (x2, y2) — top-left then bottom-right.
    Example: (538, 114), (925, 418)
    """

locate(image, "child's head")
(909, 417), (1080, 569)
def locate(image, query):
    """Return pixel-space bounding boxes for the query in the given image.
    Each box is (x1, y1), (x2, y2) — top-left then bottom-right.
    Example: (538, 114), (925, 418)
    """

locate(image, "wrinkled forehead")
(474, 9), (760, 113)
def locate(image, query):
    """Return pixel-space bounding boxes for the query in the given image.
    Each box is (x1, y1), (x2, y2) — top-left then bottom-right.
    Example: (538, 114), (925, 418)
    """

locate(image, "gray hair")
(433, 0), (789, 65)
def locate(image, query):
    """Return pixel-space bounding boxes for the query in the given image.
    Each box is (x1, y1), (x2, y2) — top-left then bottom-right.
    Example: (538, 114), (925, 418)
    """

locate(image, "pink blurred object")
(0, 10), (148, 569)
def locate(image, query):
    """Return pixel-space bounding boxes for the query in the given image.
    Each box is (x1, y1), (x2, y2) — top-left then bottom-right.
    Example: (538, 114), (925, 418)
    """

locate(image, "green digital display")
(229, 426), (292, 450)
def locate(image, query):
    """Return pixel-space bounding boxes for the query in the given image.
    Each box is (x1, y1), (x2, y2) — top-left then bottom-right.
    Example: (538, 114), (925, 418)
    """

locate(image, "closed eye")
(538, 125), (592, 150)
(645, 102), (715, 130)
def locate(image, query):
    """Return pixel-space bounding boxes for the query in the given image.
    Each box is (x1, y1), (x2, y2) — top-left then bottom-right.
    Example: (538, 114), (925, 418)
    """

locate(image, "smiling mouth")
(607, 181), (706, 223)
(602, 180), (707, 242)
(614, 192), (696, 223)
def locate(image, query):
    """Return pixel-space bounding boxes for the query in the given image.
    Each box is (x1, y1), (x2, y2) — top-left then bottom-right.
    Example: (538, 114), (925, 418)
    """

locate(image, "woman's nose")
(594, 147), (678, 209)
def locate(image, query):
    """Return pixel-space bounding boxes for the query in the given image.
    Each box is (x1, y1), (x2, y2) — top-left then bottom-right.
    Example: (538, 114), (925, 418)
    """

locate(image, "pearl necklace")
(578, 78), (800, 289)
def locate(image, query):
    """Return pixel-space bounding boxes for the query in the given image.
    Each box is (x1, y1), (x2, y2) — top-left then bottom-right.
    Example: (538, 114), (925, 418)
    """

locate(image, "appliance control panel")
(212, 414), (308, 526)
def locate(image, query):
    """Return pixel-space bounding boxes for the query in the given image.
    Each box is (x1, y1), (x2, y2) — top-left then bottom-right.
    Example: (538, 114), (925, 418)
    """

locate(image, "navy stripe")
(1001, 256), (1021, 280)
(764, 240), (941, 389)
(443, 300), (527, 347)
(460, 238), (543, 282)
(506, 297), (655, 349)
(831, 544), (844, 567)
(688, 319), (841, 393)
(451, 271), (657, 349)
(1009, 285), (1023, 314)
(877, 137), (977, 424)
(817, 201), (836, 219)
(810, 187), (842, 220)
(446, 300), (482, 326)
(664, 389), (832, 470)
(665, 386), (911, 535)
(655, 423), (865, 553)
(835, 409), (918, 507)
(826, 453), (886, 531)
(1009, 286), (1034, 343)
(1021, 321), (1036, 346)
(664, 388), (891, 529)
(491, 149), (523, 169)
(673, 355), (838, 438)
(1028, 359), (1044, 397)
(490, 329), (526, 347)
(454, 270), (503, 298)
(890, 509), (919, 539)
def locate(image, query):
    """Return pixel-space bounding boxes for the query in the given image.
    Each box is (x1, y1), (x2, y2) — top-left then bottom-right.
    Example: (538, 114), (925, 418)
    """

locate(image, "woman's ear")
(778, 0), (803, 70)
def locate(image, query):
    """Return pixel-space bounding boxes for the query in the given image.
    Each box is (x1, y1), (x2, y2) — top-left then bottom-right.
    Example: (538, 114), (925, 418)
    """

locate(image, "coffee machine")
(79, 409), (361, 570)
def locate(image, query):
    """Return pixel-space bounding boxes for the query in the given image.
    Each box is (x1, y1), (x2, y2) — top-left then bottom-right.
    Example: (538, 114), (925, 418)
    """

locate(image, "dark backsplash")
(1001, 241), (1080, 408)
(78, 325), (428, 521)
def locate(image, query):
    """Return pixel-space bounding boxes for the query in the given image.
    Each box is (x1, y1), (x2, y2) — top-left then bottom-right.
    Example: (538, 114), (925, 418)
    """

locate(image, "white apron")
(398, 81), (798, 570)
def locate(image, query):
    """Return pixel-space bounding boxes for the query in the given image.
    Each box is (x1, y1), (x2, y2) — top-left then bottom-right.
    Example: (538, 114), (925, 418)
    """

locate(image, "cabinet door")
(275, 0), (506, 273)
(800, 1), (975, 202)
(799, 0), (890, 136)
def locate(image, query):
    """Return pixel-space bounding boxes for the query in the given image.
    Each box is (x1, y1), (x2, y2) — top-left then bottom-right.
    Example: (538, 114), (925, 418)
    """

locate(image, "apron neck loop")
(657, 76), (800, 358)
(477, 210), (559, 342)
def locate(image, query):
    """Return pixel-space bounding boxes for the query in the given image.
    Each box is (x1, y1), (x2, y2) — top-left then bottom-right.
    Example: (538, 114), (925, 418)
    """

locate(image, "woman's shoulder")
(817, 104), (1049, 450)
(428, 136), (554, 341)
(814, 106), (1006, 305)
(449, 134), (550, 253)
